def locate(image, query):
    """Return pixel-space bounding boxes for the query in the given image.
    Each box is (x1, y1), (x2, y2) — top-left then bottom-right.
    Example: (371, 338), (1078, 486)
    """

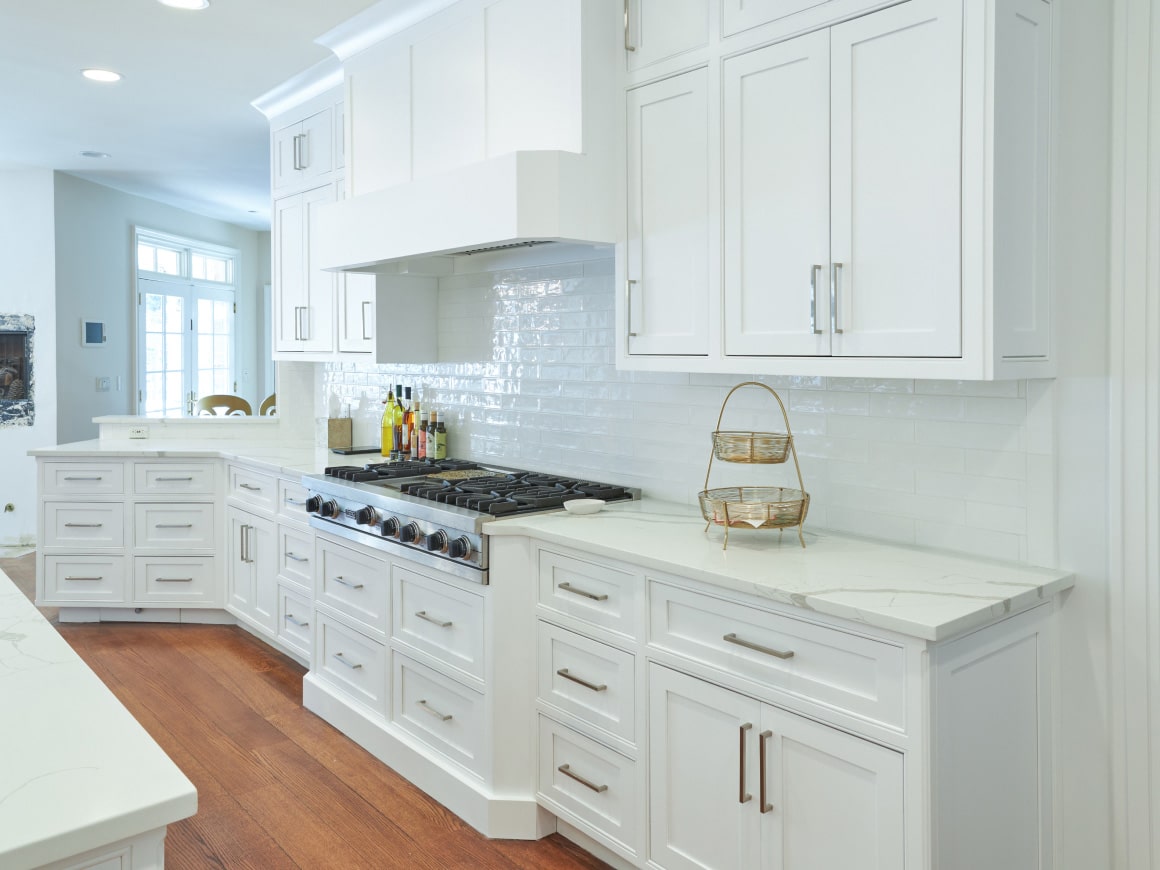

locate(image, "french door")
(137, 276), (235, 416)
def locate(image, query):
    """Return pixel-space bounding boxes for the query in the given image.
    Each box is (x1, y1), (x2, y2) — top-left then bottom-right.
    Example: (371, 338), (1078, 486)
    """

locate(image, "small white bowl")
(564, 498), (606, 515)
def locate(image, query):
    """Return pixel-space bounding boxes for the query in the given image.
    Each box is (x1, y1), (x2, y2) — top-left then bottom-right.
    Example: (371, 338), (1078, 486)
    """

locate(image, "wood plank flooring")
(55, 622), (611, 870)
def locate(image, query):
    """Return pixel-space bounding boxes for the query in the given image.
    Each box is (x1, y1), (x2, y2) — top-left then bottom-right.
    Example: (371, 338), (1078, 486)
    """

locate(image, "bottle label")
(418, 430), (427, 459)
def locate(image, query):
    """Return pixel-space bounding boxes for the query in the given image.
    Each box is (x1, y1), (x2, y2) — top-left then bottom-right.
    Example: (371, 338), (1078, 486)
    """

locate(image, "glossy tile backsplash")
(323, 256), (1054, 564)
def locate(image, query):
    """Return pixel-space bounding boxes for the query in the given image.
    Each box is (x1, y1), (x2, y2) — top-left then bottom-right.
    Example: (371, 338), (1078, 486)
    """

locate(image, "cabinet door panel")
(338, 273), (375, 354)
(830, 0), (962, 357)
(272, 123), (299, 193)
(626, 69), (711, 356)
(722, 0), (834, 37)
(302, 184), (337, 353)
(411, 17), (484, 179)
(762, 704), (904, 869)
(301, 107), (334, 185)
(627, 0), (710, 71)
(649, 665), (760, 870)
(227, 510), (254, 614)
(250, 517), (278, 632)
(724, 33), (831, 357)
(274, 194), (304, 352)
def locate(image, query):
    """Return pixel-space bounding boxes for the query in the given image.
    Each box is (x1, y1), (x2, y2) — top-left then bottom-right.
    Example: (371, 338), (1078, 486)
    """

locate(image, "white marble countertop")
(487, 499), (1074, 642)
(0, 571), (197, 869)
(28, 438), (362, 477)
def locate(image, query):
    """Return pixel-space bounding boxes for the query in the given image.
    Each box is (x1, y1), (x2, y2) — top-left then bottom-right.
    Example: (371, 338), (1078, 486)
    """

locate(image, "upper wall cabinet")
(617, 0), (1054, 380)
(272, 106), (336, 196)
(334, 0), (619, 200)
(625, 0), (710, 71)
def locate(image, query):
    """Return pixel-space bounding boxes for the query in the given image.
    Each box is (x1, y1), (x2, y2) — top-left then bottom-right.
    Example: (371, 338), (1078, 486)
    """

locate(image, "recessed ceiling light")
(158, 0), (210, 9)
(79, 151), (111, 159)
(82, 69), (122, 83)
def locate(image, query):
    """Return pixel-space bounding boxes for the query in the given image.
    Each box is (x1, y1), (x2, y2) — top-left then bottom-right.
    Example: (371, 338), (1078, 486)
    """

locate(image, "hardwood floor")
(56, 622), (611, 869)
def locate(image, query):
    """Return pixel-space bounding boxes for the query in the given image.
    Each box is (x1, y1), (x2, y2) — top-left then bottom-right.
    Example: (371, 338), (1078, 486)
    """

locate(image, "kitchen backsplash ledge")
(323, 256), (1056, 565)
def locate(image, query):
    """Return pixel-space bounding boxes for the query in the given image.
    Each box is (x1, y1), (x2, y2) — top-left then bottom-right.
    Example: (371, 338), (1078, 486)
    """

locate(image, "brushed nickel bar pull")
(65, 576), (103, 581)
(625, 279), (639, 337)
(285, 614), (309, 627)
(155, 476), (194, 481)
(416, 610), (452, 628)
(417, 699), (452, 721)
(810, 265), (824, 334)
(155, 523), (194, 529)
(759, 730), (773, 813)
(293, 133), (306, 170)
(240, 483), (262, 491)
(831, 262), (845, 334)
(623, 0), (636, 51)
(333, 652), (362, 670)
(293, 305), (301, 340)
(724, 633), (795, 660)
(739, 723), (753, 804)
(558, 582), (608, 602)
(64, 522), (103, 528)
(63, 476), (103, 481)
(241, 524), (250, 563)
(557, 668), (607, 693)
(361, 300), (373, 340)
(298, 306), (310, 341)
(286, 552), (309, 563)
(285, 496), (307, 505)
(155, 577), (194, 583)
(332, 575), (364, 589)
(559, 763), (609, 793)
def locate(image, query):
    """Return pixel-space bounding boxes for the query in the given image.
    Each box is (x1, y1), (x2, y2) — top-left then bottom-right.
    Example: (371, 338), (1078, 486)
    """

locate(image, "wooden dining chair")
(195, 394), (252, 416)
(258, 393), (277, 416)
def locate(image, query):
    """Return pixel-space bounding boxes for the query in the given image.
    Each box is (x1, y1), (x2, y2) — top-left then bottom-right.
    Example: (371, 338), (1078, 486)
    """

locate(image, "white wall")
(52, 173), (266, 443)
(0, 170), (57, 546)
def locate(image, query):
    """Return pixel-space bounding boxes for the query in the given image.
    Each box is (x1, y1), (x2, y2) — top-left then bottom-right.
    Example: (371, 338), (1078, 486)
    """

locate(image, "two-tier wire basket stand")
(698, 382), (809, 549)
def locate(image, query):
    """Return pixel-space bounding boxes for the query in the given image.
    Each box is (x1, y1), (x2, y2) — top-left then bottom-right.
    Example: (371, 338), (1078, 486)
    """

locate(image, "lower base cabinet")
(648, 664), (904, 870)
(226, 506), (276, 633)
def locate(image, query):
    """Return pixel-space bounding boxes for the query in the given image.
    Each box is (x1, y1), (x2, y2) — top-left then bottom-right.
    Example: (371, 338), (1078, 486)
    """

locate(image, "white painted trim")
(1108, 0), (1160, 867)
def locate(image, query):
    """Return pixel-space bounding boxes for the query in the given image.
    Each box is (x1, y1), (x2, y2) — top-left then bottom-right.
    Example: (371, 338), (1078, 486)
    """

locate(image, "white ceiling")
(0, 0), (383, 231)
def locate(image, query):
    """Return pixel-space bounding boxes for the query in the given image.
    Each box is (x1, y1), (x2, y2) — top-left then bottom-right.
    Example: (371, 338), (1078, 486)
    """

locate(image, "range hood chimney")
(315, 150), (615, 273)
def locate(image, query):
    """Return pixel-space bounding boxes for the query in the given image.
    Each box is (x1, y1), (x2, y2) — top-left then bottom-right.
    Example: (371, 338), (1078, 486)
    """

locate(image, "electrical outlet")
(128, 426), (149, 439)
(96, 376), (111, 392)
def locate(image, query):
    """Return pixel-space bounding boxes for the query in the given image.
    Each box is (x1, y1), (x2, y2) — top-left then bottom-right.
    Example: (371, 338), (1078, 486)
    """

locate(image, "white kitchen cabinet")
(335, 181), (376, 354)
(625, 68), (712, 356)
(274, 183), (336, 356)
(619, 0), (1055, 380)
(226, 505), (276, 633)
(625, 0), (710, 71)
(828, 0), (962, 358)
(722, 32), (831, 357)
(272, 106), (334, 195)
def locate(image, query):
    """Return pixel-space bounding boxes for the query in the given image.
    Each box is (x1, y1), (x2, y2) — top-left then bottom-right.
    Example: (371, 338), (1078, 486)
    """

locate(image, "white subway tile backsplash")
(322, 257), (1051, 564)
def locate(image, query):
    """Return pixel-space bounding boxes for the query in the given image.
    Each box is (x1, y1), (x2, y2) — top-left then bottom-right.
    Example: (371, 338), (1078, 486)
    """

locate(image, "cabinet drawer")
(649, 581), (906, 729)
(722, 0), (835, 38)
(227, 465), (277, 512)
(278, 584), (313, 657)
(133, 502), (215, 551)
(537, 716), (641, 859)
(393, 652), (485, 778)
(41, 461), (124, 496)
(392, 566), (485, 682)
(278, 478), (312, 522)
(278, 524), (314, 591)
(315, 612), (388, 715)
(133, 556), (217, 605)
(42, 503), (125, 549)
(538, 549), (640, 640)
(317, 537), (389, 639)
(42, 555), (126, 603)
(538, 622), (635, 744)
(133, 461), (215, 495)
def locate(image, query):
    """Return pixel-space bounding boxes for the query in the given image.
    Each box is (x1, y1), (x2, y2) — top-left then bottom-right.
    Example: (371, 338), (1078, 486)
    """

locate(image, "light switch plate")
(95, 376), (111, 392)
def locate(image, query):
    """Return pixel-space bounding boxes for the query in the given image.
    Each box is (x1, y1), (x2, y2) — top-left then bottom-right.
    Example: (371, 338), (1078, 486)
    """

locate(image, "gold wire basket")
(698, 382), (809, 549)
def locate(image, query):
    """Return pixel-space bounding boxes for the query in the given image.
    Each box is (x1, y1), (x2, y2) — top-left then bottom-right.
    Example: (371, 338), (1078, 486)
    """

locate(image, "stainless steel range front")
(303, 458), (636, 584)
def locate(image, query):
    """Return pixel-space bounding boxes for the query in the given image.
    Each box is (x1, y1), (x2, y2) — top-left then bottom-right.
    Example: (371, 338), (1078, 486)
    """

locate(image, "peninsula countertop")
(486, 498), (1074, 642)
(0, 570), (197, 869)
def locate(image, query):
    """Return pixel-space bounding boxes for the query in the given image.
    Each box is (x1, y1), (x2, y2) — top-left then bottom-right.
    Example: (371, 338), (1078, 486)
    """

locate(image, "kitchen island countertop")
(487, 498), (1074, 642)
(0, 569), (197, 869)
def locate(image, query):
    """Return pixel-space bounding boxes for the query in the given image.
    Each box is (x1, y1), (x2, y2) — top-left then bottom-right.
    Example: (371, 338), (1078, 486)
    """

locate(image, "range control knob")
(381, 516), (400, 537)
(448, 536), (474, 560)
(305, 495), (323, 514)
(424, 530), (448, 552)
(354, 506), (379, 526)
(399, 522), (421, 544)
(320, 500), (340, 518)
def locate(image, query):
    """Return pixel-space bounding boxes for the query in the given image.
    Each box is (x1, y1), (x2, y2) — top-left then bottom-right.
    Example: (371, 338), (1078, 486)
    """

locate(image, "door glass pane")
(198, 335), (213, 367)
(145, 373), (164, 413)
(198, 370), (214, 397)
(145, 333), (163, 371)
(138, 244), (155, 273)
(214, 370), (230, 393)
(166, 334), (183, 370)
(145, 293), (163, 331)
(165, 295), (183, 329)
(156, 248), (180, 275)
(192, 254), (206, 280)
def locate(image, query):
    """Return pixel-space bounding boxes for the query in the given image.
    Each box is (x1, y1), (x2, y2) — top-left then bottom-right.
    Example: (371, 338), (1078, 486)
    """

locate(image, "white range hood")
(315, 150), (615, 273)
